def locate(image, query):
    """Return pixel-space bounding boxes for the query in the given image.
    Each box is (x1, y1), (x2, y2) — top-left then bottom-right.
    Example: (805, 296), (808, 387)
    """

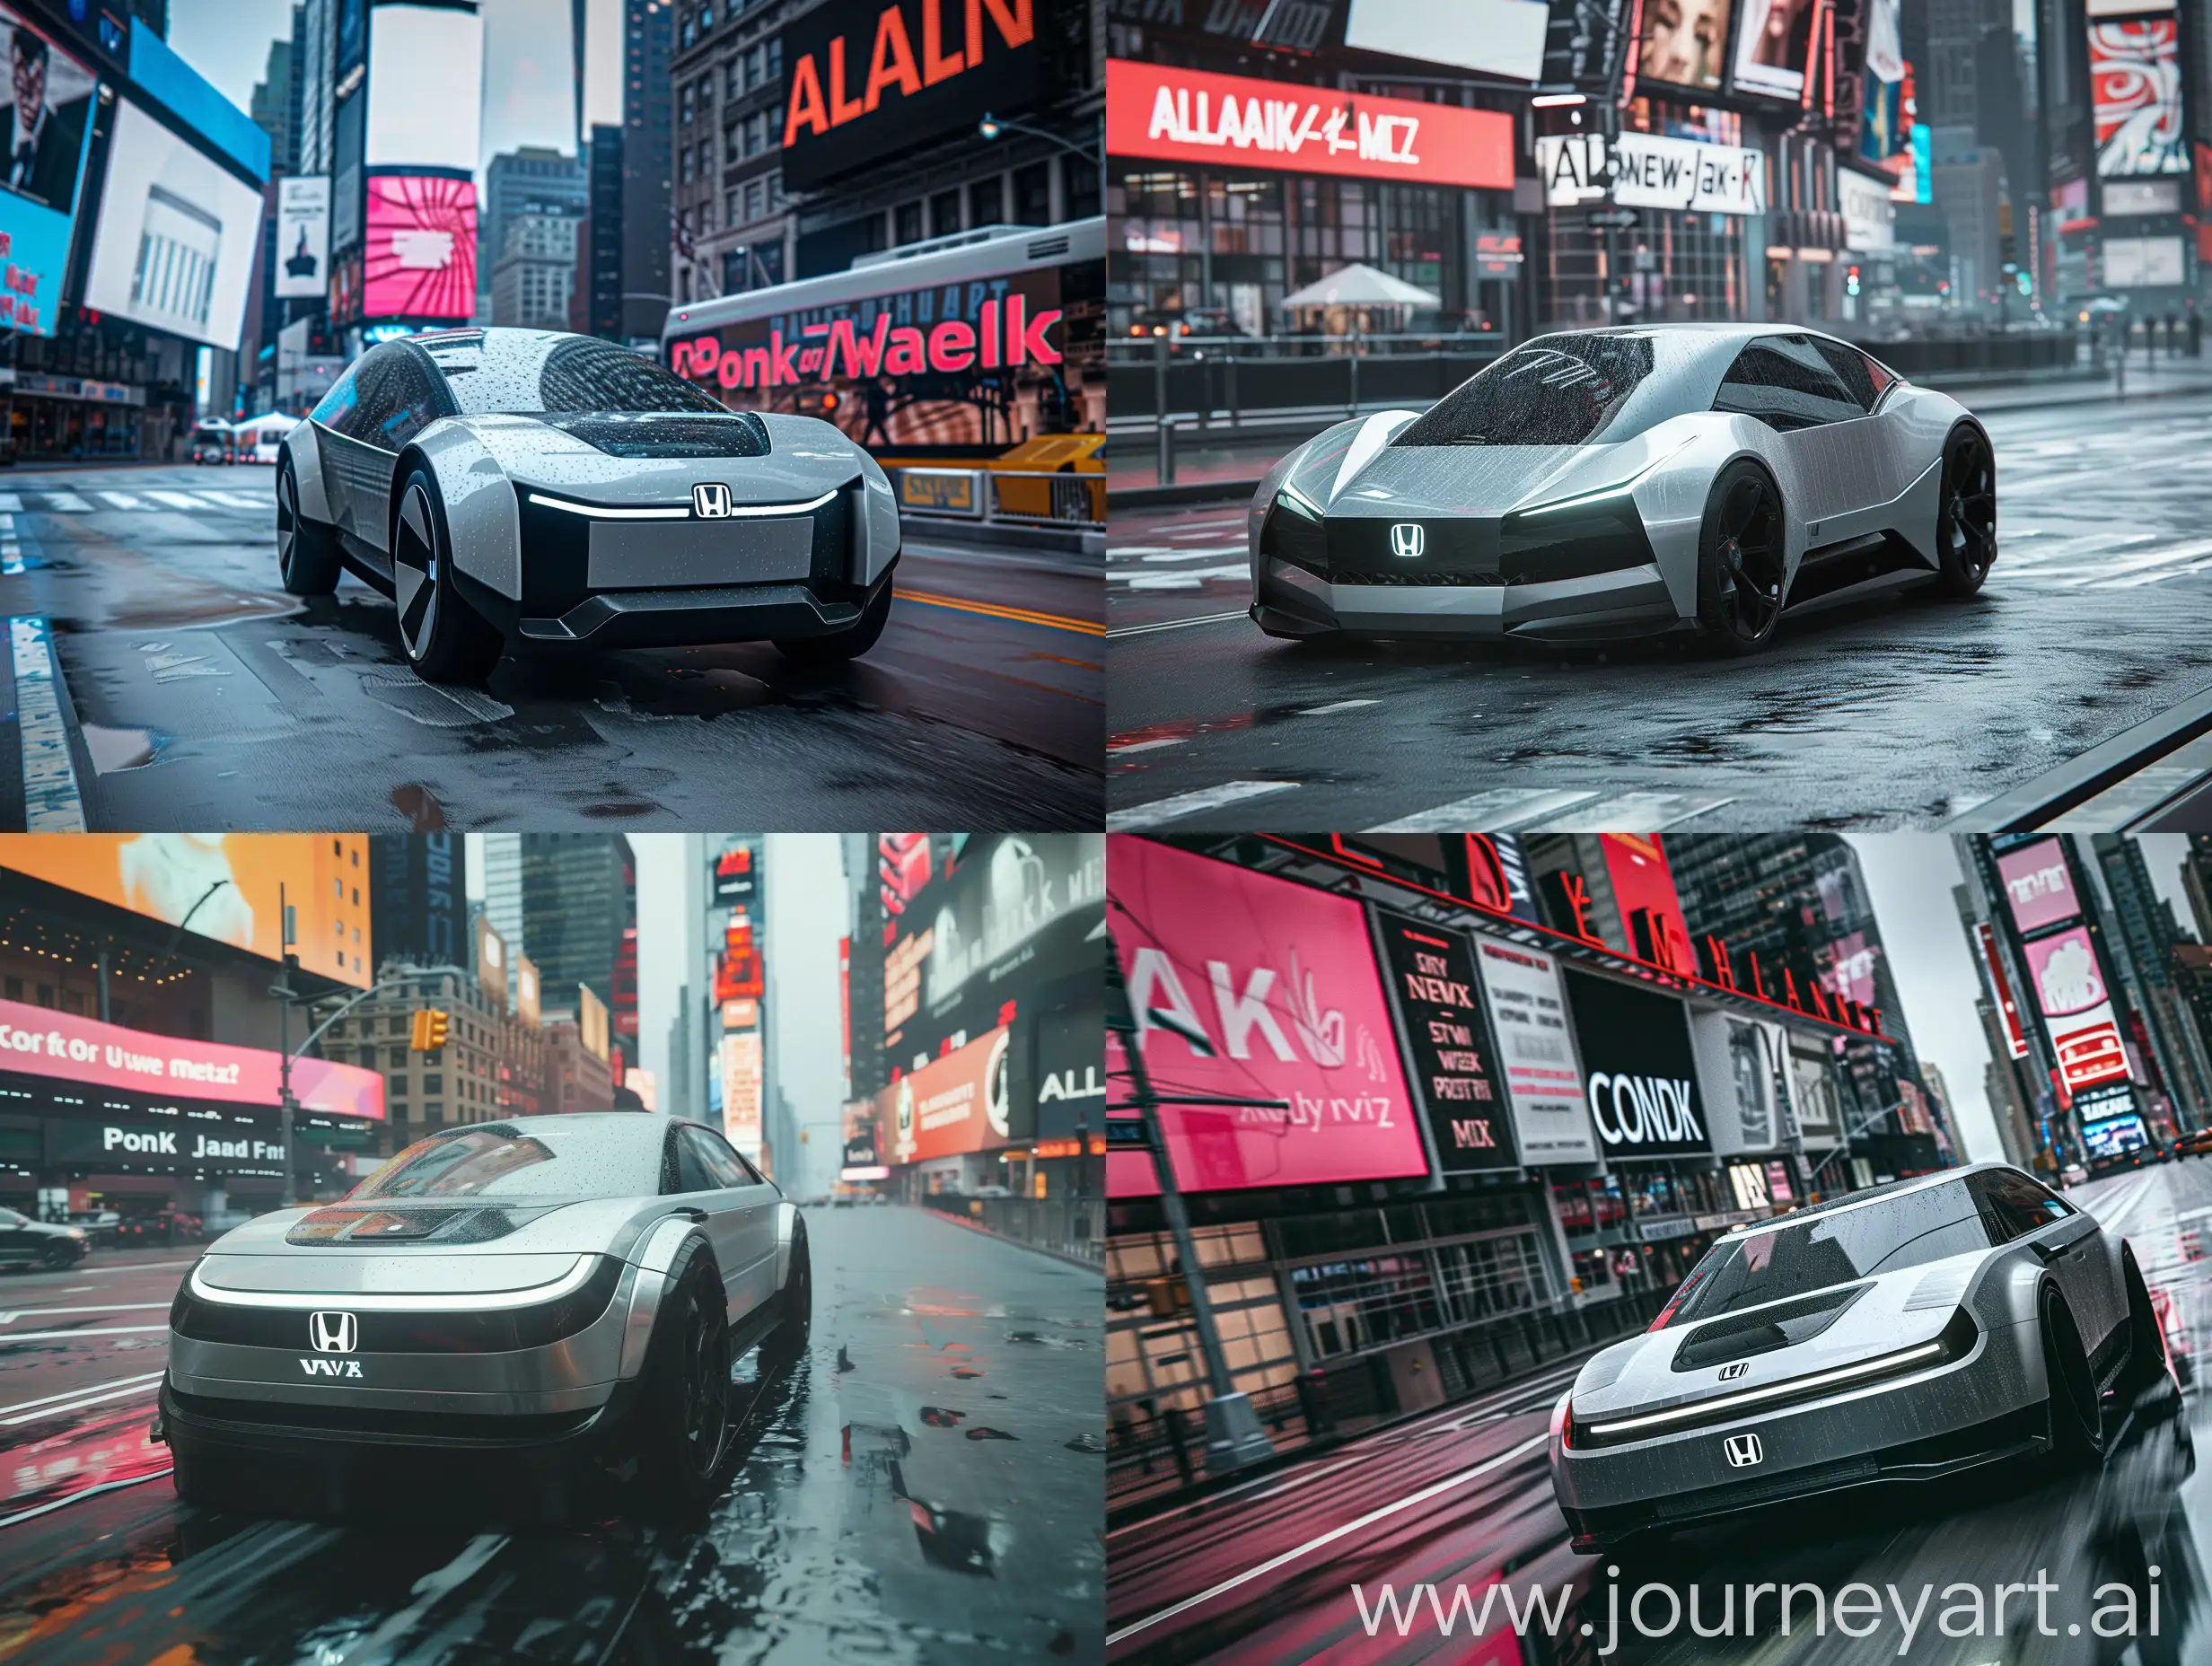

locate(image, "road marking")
(9, 617), (84, 832)
(1105, 1431), (1551, 1647)
(0, 1372), (164, 1425)
(1109, 738), (1185, 756)
(1108, 780), (1295, 832)
(1368, 788), (1601, 832)
(97, 492), (145, 510)
(40, 494), (90, 512)
(0, 1467), (173, 1530)
(0, 1325), (169, 1342)
(1108, 610), (1247, 639)
(57, 1258), (197, 1275)
(1297, 698), (1380, 716)
(207, 491), (269, 509)
(145, 490), (210, 511)
(892, 588), (1103, 636)
(1121, 564), (1247, 591)
(1544, 792), (1734, 831)
(0, 494), (21, 512)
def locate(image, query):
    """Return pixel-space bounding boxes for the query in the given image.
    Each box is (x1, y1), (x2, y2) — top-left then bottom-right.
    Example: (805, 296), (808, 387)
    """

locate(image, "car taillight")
(1550, 1389), (1575, 1451)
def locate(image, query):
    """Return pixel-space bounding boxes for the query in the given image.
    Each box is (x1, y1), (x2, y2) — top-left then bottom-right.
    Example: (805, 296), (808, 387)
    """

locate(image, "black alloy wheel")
(1935, 425), (1997, 596)
(390, 469), (503, 683)
(2042, 1284), (2106, 1464)
(1696, 462), (1787, 654)
(276, 455), (341, 596)
(675, 1279), (729, 1479)
(764, 1227), (812, 1365)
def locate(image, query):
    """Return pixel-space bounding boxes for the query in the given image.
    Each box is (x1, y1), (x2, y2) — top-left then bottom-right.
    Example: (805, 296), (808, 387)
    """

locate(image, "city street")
(1102, 1162), (2212, 1664)
(0, 1203), (1105, 1664)
(1107, 383), (2212, 833)
(0, 464), (1101, 831)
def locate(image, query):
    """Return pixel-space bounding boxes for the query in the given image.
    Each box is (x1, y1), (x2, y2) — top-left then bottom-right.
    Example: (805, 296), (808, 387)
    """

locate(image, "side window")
(310, 363), (361, 431)
(1712, 337), (1865, 431)
(690, 1127), (763, 1188)
(670, 1127), (717, 1193)
(1971, 1170), (2073, 1241)
(1810, 338), (1884, 410)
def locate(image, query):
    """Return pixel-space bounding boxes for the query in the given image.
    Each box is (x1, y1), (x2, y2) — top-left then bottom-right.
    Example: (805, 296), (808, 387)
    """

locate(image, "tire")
(1694, 460), (1787, 655)
(391, 467), (505, 685)
(632, 1239), (731, 1513)
(775, 580), (891, 663)
(40, 1243), (71, 1269)
(276, 452), (342, 597)
(2042, 1284), (2106, 1465)
(2119, 1250), (2170, 1400)
(761, 1223), (812, 1367)
(1933, 424), (1997, 597)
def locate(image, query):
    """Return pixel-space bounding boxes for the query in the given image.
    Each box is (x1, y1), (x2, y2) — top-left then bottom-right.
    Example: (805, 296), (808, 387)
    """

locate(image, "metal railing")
(1108, 332), (1511, 429)
(920, 1192), (1105, 1262)
(889, 466), (1105, 529)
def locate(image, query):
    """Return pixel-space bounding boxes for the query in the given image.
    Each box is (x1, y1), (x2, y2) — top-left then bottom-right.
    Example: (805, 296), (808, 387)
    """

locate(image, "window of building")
(1013, 161), (1050, 224)
(766, 38), (779, 76)
(894, 199), (922, 244)
(425, 1074), (443, 1094)
(680, 81), (695, 124)
(970, 176), (1004, 228)
(744, 179), (763, 222)
(929, 188), (961, 236)
(387, 1046), (407, 1068)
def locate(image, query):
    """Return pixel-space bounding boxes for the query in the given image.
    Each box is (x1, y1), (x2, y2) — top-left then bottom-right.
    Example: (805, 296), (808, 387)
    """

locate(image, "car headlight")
(1275, 480), (1325, 522)
(65, 1227), (85, 1240)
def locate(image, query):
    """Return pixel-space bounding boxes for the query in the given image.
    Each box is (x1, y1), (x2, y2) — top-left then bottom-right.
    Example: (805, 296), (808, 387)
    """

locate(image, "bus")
(661, 218), (1104, 522)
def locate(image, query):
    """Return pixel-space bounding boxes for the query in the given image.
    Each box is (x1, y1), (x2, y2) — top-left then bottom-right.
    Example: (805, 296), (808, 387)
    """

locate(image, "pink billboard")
(1996, 838), (2080, 934)
(2025, 925), (2107, 1019)
(1106, 837), (1428, 1197)
(363, 171), (478, 321)
(0, 998), (384, 1119)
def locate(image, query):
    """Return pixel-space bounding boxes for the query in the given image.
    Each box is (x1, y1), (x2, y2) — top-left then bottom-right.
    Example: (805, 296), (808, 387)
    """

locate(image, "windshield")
(1391, 333), (1658, 448)
(1658, 1179), (1992, 1326)
(444, 335), (729, 416)
(348, 1121), (660, 1199)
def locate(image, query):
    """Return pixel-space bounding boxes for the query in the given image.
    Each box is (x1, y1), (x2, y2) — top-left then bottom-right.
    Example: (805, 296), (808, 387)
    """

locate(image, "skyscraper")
(2090, 835), (2212, 1131)
(619, 0), (672, 343)
(517, 836), (637, 1059)
(479, 833), (522, 1007)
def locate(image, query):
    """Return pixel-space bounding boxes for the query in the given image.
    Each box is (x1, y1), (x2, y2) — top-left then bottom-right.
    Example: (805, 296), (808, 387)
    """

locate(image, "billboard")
(1731, 0), (1819, 101)
(1536, 131), (1769, 214)
(1374, 914), (1514, 1171)
(2091, 18), (2186, 178)
(0, 834), (371, 987)
(722, 1027), (763, 1163)
(83, 101), (262, 351)
(1107, 840), (1427, 1197)
(882, 1024), (1018, 1164)
(1105, 61), (1516, 191)
(1996, 838), (2080, 934)
(2102, 234), (2186, 285)
(1474, 936), (1597, 1164)
(275, 175), (330, 300)
(1690, 1010), (1786, 1155)
(370, 830), (461, 969)
(1562, 970), (1711, 1157)
(0, 995), (383, 1118)
(365, 3), (485, 171)
(0, 3), (93, 337)
(1637, 0), (1735, 92)
(516, 952), (540, 1030)
(781, 0), (1039, 192)
(362, 171), (477, 320)
(1342, 0), (1548, 83)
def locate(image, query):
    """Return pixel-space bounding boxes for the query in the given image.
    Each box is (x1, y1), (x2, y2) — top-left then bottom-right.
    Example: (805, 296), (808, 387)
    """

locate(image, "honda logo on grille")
(1723, 1433), (1763, 1468)
(692, 482), (734, 519)
(1389, 522), (1426, 559)
(309, 1311), (358, 1354)
(1718, 1361), (1750, 1381)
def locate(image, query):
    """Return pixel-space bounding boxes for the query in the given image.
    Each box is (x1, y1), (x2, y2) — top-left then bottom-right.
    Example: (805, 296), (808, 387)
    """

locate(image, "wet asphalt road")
(0, 463), (1101, 831)
(0, 1204), (1105, 1664)
(1103, 1162), (2212, 1665)
(1107, 387), (2212, 833)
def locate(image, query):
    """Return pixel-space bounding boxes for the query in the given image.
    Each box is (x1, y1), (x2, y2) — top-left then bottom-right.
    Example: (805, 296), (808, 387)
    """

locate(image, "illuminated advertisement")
(0, 3), (93, 336)
(1690, 1011), (1786, 1155)
(0, 996), (383, 1119)
(1731, 0), (1819, 101)
(722, 1026), (763, 1164)
(1562, 971), (1711, 1158)
(516, 952), (540, 1030)
(2102, 234), (2186, 285)
(0, 834), (371, 987)
(1819, 929), (1880, 1009)
(2091, 17), (2186, 177)
(362, 171), (477, 320)
(1107, 840), (1427, 1198)
(1536, 131), (1769, 214)
(275, 175), (329, 301)
(2081, 1112), (2149, 1159)
(2199, 144), (2212, 260)
(475, 916), (507, 1016)
(880, 1025), (1018, 1165)
(1637, 0), (1735, 92)
(1105, 61), (1516, 191)
(782, 0), (1039, 192)
(578, 986), (610, 1063)
(364, 3), (484, 171)
(1474, 937), (1598, 1164)
(1598, 834), (1694, 969)
(2025, 925), (2108, 1018)
(83, 101), (262, 350)
(1342, 0), (1548, 83)
(1996, 837), (2080, 934)
(1374, 914), (1514, 1171)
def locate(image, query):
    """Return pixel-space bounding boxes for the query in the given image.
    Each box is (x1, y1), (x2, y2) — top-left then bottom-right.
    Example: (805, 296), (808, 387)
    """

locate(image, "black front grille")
(167, 1386), (601, 1448)
(172, 1255), (626, 1354)
(1498, 495), (1657, 585)
(1326, 517), (1503, 585)
(1654, 1455), (1882, 1521)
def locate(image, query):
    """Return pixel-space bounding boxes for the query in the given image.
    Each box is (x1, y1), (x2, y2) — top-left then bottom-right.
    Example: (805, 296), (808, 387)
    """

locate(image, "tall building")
(2090, 835), (2212, 1132)
(574, 124), (626, 336)
(483, 147), (589, 321)
(667, 0), (792, 306)
(2182, 837), (2212, 943)
(296, 0), (336, 176)
(368, 832), (467, 970)
(250, 31), (297, 173)
(620, 0), (674, 342)
(479, 834), (523, 1006)
(1953, 879), (2043, 1168)
(517, 837), (637, 1057)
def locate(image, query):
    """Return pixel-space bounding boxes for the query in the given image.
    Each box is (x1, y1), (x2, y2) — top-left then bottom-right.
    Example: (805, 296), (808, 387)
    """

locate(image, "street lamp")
(977, 111), (1099, 165)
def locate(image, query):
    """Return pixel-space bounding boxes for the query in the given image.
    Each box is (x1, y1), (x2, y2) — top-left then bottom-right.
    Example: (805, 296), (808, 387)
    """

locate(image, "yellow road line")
(895, 588), (1104, 636)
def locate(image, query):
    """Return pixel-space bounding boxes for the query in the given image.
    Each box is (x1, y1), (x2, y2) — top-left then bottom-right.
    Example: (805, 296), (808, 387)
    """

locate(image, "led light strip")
(1582, 1336), (1950, 1440)
(525, 488), (838, 520)
(1516, 435), (1698, 519)
(187, 1252), (598, 1311)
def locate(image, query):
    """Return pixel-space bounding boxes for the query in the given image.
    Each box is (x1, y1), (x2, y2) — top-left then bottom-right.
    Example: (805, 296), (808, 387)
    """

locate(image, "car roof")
(1715, 1162), (2027, 1239)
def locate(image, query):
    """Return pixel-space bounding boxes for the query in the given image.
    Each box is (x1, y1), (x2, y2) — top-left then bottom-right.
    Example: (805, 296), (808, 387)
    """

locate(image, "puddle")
(963, 1427), (1017, 1442)
(391, 784), (446, 831)
(83, 724), (162, 774)
(918, 1406), (965, 1427)
(1064, 1433), (1104, 1453)
(901, 1495), (1007, 1577)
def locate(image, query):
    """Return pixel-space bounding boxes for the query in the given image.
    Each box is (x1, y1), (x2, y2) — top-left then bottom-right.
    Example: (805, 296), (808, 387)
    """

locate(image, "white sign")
(274, 176), (329, 300)
(1342, 0), (1548, 83)
(2103, 235), (2186, 288)
(1535, 133), (1611, 206)
(1839, 168), (1897, 250)
(1473, 937), (1598, 1164)
(2102, 180), (2181, 216)
(1534, 131), (1767, 215)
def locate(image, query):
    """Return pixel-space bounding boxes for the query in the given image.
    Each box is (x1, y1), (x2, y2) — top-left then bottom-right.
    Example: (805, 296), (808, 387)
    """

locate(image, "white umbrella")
(1278, 262), (1443, 310)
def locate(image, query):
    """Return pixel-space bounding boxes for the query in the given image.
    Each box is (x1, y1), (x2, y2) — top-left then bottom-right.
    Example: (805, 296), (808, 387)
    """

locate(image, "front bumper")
(513, 561), (895, 648)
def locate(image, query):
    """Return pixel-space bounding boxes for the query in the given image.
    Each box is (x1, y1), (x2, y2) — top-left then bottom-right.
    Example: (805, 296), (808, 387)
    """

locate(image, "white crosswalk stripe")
(206, 490), (269, 509)
(40, 493), (89, 512)
(97, 492), (145, 509)
(144, 490), (209, 510)
(1108, 780), (1295, 831)
(1367, 788), (1600, 832)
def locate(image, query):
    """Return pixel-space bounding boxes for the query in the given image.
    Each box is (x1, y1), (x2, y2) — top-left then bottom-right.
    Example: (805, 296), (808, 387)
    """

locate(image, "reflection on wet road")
(1103, 1162), (2212, 1664)
(0, 465), (1100, 830)
(1106, 391), (2212, 831)
(0, 1205), (1104, 1663)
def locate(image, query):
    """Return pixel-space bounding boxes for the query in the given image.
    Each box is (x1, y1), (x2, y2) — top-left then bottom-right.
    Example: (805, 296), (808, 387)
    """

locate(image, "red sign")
(1974, 922), (2030, 1060)
(1106, 838), (1428, 1197)
(1597, 834), (1695, 972)
(0, 998), (383, 1119)
(1104, 60), (1514, 190)
(880, 1025), (1014, 1163)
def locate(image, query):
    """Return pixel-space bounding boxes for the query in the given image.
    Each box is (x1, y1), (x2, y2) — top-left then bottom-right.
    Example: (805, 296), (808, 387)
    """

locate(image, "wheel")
(762, 1224), (812, 1367)
(1933, 424), (1997, 596)
(1694, 460), (1786, 655)
(391, 468), (505, 684)
(276, 452), (342, 597)
(40, 1243), (71, 1269)
(2041, 1285), (2106, 1464)
(633, 1240), (731, 1513)
(2119, 1250), (2171, 1400)
(775, 581), (891, 663)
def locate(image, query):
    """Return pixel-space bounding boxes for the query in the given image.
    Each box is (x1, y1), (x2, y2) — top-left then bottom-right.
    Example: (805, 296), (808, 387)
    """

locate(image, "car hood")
(197, 1194), (670, 1283)
(1277, 414), (1686, 520)
(436, 410), (880, 505)
(1568, 1250), (1991, 1424)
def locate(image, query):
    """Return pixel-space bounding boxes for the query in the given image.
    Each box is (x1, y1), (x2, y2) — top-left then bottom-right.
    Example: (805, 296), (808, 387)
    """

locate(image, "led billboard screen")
(1342, 0), (1548, 83)
(880, 1025), (1022, 1164)
(364, 2), (485, 171)
(0, 2), (92, 335)
(1637, 0), (1735, 92)
(1374, 914), (1515, 1172)
(362, 171), (478, 320)
(275, 174), (329, 300)
(2091, 17), (2186, 177)
(1732, 0), (1819, 100)
(1562, 970), (1712, 1158)
(84, 100), (261, 350)
(1995, 837), (2080, 934)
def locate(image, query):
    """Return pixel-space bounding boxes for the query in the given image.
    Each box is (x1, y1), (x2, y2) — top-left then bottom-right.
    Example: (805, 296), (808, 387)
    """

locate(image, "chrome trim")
(525, 488), (837, 521)
(619, 1217), (698, 1377)
(1581, 1336), (1951, 1441)
(186, 1252), (597, 1311)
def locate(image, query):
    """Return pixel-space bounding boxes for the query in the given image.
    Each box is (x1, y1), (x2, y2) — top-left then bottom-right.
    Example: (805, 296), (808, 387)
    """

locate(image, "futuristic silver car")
(157, 1113), (810, 1519)
(1549, 1163), (2165, 1550)
(1248, 325), (1996, 654)
(276, 327), (901, 682)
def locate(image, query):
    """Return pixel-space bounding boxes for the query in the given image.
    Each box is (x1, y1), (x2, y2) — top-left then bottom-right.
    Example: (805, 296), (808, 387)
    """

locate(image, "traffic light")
(409, 1009), (450, 1052)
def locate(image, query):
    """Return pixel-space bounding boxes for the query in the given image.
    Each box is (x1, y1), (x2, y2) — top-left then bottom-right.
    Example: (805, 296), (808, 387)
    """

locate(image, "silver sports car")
(157, 1113), (810, 1519)
(1249, 324), (1996, 653)
(276, 327), (901, 682)
(1549, 1163), (2167, 1550)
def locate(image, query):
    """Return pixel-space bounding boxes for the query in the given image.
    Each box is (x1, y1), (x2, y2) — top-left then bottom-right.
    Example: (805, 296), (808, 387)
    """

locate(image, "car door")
(313, 343), (453, 556)
(0, 1207), (27, 1262)
(1711, 335), (1879, 538)
(1971, 1170), (2117, 1358)
(680, 1125), (783, 1326)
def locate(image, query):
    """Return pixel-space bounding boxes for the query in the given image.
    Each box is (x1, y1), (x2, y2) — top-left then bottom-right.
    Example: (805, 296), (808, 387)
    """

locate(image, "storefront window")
(1290, 1252), (1444, 1357)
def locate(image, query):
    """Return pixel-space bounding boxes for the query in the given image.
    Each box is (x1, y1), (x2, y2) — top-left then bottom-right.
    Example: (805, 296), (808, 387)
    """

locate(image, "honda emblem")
(1723, 1432), (1763, 1468)
(692, 482), (734, 519)
(1389, 522), (1426, 559)
(309, 1311), (359, 1355)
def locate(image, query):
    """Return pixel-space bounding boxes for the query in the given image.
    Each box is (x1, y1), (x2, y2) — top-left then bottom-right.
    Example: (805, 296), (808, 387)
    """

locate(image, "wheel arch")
(281, 426), (336, 525)
(392, 422), (526, 601)
(617, 1214), (721, 1379)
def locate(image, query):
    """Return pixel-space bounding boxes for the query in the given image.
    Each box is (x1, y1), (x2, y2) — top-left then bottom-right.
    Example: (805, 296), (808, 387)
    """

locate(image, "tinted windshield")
(349, 1121), (660, 1199)
(443, 335), (728, 416)
(1659, 1179), (1991, 1325)
(1391, 334), (1657, 448)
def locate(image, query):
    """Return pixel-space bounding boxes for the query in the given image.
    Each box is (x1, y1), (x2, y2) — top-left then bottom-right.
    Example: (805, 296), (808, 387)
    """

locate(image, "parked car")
(190, 422), (237, 465)
(0, 1206), (89, 1269)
